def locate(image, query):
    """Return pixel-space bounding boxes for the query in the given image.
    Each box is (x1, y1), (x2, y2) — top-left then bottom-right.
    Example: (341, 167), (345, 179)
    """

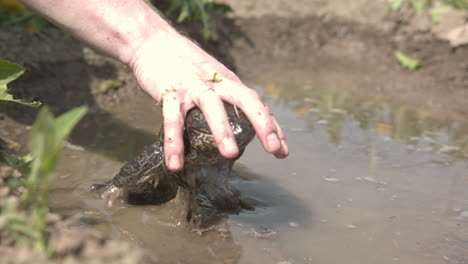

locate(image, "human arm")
(20, 0), (289, 171)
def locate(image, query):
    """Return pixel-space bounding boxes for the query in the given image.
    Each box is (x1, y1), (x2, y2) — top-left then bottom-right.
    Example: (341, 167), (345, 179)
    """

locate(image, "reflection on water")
(262, 81), (468, 161)
(51, 69), (468, 264)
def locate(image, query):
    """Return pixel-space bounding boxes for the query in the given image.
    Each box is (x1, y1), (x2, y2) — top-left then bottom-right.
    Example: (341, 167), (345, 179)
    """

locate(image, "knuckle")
(163, 112), (183, 125)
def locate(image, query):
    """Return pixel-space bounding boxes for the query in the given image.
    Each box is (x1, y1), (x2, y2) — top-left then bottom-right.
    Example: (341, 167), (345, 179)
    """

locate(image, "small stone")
(363, 176), (377, 183)
(0, 186), (9, 197)
(439, 145), (460, 153)
(331, 108), (346, 114)
(317, 119), (328, 125)
(458, 211), (468, 218)
(63, 141), (85, 151)
(322, 176), (340, 182)
(47, 213), (62, 224)
(0, 217), (6, 230)
(289, 221), (299, 227)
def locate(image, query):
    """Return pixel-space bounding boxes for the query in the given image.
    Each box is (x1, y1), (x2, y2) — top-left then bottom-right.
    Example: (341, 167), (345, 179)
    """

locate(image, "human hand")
(129, 31), (288, 171)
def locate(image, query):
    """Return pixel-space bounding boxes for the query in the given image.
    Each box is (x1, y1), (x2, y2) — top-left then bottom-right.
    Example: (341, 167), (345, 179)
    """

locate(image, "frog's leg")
(91, 137), (166, 206)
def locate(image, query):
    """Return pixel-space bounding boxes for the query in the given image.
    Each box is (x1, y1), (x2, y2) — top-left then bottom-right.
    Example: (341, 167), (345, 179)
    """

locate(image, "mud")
(1, 0), (468, 263)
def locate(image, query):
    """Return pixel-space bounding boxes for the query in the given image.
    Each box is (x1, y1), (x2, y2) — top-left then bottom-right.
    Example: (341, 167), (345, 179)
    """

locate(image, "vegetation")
(389, 0), (468, 23)
(389, 0), (468, 11)
(394, 51), (421, 70)
(155, 0), (233, 40)
(0, 60), (41, 107)
(0, 60), (88, 254)
(1, 0), (233, 40)
(0, 0), (49, 33)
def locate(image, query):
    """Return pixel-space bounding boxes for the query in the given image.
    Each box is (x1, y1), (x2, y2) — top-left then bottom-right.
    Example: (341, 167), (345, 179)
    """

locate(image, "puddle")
(51, 61), (468, 263)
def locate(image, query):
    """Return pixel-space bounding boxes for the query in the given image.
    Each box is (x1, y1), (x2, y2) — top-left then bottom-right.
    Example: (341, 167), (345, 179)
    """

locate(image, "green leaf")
(395, 51), (421, 70)
(430, 5), (450, 22)
(177, 2), (191, 22)
(28, 106), (87, 183)
(28, 107), (56, 183)
(389, 0), (405, 10)
(98, 80), (124, 93)
(53, 106), (88, 148)
(207, 2), (233, 13)
(0, 60), (41, 107)
(0, 152), (32, 175)
(0, 85), (41, 107)
(0, 60), (25, 86)
(410, 0), (424, 12)
(165, 0), (183, 15)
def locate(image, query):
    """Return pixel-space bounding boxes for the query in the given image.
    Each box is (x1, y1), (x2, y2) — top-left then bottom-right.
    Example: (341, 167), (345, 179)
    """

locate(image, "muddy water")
(50, 62), (468, 263)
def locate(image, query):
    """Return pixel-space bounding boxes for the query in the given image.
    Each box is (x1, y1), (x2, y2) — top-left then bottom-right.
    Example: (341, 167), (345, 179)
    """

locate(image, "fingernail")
(267, 133), (281, 152)
(281, 140), (289, 156)
(169, 155), (181, 170)
(222, 137), (239, 157)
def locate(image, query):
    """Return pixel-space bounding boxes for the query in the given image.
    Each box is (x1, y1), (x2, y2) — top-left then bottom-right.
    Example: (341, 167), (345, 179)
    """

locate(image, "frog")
(91, 102), (256, 228)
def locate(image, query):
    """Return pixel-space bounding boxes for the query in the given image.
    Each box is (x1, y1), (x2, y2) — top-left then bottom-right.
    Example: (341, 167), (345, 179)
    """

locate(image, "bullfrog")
(91, 103), (256, 228)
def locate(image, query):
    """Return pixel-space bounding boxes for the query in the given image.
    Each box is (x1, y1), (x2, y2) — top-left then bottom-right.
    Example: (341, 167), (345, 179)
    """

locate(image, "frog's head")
(184, 103), (255, 163)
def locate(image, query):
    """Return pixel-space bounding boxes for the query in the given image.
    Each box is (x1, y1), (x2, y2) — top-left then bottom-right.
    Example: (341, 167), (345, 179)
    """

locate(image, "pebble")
(458, 211), (468, 219)
(317, 119), (328, 125)
(439, 145), (460, 153)
(0, 186), (9, 197)
(288, 221), (299, 227)
(331, 108), (347, 114)
(47, 213), (62, 224)
(322, 176), (340, 182)
(63, 141), (85, 151)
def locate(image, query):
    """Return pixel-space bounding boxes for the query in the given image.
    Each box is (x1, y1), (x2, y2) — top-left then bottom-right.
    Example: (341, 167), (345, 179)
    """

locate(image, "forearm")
(20, 0), (176, 65)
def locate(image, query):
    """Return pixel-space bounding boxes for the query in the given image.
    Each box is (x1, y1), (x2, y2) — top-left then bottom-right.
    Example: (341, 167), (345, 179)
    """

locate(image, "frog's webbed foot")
(91, 181), (125, 207)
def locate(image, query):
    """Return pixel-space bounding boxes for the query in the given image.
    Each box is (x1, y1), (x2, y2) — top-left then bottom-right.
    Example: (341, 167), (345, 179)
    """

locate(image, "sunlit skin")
(20, 0), (289, 171)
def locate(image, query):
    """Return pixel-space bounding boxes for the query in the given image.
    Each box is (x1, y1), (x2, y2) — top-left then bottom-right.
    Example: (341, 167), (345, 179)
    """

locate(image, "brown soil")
(1, 0), (468, 262)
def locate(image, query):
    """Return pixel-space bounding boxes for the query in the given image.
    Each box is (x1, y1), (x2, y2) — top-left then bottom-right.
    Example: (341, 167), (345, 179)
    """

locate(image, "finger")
(162, 91), (185, 171)
(270, 112), (289, 158)
(216, 79), (287, 156)
(193, 87), (239, 158)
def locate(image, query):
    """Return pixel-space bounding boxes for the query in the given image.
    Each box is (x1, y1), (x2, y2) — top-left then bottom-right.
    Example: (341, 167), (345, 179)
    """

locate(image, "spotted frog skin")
(91, 103), (256, 228)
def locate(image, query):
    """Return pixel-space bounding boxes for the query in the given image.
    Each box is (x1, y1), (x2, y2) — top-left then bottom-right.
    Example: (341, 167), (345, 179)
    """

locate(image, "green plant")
(430, 5), (451, 22)
(0, 1), (49, 31)
(389, 0), (468, 13)
(395, 51), (421, 70)
(0, 106), (87, 254)
(161, 0), (233, 40)
(0, 59), (87, 254)
(446, 0), (468, 9)
(0, 60), (41, 107)
(389, 0), (429, 11)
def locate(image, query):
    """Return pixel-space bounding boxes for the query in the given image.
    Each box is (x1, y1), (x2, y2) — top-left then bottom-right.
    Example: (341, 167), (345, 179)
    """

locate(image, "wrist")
(117, 4), (180, 66)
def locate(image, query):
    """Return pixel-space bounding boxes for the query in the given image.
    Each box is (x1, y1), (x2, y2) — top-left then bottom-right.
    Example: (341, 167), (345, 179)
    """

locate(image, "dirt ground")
(1, 0), (468, 262)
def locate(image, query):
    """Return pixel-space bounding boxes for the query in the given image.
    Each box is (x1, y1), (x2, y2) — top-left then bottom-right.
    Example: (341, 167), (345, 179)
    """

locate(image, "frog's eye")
(194, 112), (204, 121)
